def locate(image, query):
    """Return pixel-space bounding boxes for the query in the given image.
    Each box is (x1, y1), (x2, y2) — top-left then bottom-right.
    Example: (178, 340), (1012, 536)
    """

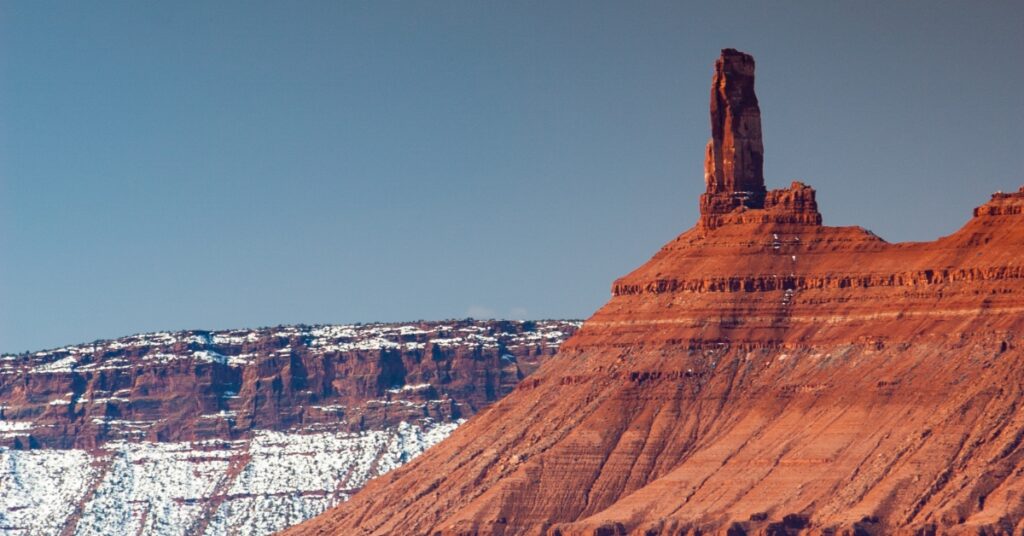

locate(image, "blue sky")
(2, 1), (1022, 352)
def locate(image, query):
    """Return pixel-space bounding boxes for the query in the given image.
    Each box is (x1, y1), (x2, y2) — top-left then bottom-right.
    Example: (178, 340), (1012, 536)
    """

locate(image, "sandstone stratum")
(286, 49), (1024, 535)
(0, 320), (575, 449)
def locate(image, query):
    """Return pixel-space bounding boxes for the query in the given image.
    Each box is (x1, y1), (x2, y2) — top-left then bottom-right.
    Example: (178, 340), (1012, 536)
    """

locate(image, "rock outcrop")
(703, 49), (766, 203)
(699, 49), (820, 230)
(0, 320), (576, 449)
(285, 50), (1024, 536)
(700, 48), (767, 227)
(0, 320), (579, 535)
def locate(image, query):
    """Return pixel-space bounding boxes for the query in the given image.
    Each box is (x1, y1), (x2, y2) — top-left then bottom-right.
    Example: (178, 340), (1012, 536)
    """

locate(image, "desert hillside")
(286, 50), (1024, 536)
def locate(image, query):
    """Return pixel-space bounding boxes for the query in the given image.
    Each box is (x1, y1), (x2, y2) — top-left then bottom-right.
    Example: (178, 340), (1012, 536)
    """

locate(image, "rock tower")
(700, 49), (821, 229)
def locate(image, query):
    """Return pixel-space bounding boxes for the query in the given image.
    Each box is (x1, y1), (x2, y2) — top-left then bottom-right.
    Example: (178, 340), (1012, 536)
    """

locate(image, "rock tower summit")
(699, 49), (821, 229)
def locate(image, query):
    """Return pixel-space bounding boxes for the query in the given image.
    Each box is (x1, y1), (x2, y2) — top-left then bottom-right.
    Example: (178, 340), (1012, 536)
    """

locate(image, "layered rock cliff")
(0, 320), (579, 535)
(286, 50), (1024, 536)
(0, 320), (575, 449)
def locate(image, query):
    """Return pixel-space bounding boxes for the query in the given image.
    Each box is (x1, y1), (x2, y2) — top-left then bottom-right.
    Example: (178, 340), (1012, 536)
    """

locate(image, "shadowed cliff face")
(285, 50), (1024, 536)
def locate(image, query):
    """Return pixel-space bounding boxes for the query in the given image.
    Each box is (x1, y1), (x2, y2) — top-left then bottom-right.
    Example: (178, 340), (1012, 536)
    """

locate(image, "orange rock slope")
(287, 50), (1024, 536)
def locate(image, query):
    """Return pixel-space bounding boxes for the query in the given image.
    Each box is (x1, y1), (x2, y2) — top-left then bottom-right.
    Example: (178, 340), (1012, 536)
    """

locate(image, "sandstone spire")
(700, 49), (767, 223)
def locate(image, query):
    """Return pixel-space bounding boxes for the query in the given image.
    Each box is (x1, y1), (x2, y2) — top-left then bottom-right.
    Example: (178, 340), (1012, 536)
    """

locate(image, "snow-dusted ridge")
(0, 319), (580, 535)
(1, 320), (579, 375)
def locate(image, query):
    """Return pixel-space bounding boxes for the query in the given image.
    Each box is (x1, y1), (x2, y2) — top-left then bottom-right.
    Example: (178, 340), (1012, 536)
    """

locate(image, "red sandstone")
(285, 50), (1024, 536)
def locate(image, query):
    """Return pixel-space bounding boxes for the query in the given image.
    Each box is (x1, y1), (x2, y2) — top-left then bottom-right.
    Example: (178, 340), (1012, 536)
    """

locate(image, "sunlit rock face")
(699, 49), (821, 230)
(0, 320), (579, 535)
(700, 48), (766, 225)
(283, 50), (1024, 536)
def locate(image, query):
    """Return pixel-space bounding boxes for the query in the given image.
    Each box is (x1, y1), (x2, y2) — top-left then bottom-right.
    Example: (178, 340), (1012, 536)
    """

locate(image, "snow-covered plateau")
(1, 421), (459, 535)
(0, 320), (579, 535)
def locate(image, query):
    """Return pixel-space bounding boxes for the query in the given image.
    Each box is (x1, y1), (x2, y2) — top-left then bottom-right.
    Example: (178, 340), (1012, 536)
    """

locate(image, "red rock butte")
(287, 50), (1024, 535)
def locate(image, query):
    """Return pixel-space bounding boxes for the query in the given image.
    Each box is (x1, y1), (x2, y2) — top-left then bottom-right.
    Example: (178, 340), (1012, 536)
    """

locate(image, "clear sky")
(2, 1), (1022, 353)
